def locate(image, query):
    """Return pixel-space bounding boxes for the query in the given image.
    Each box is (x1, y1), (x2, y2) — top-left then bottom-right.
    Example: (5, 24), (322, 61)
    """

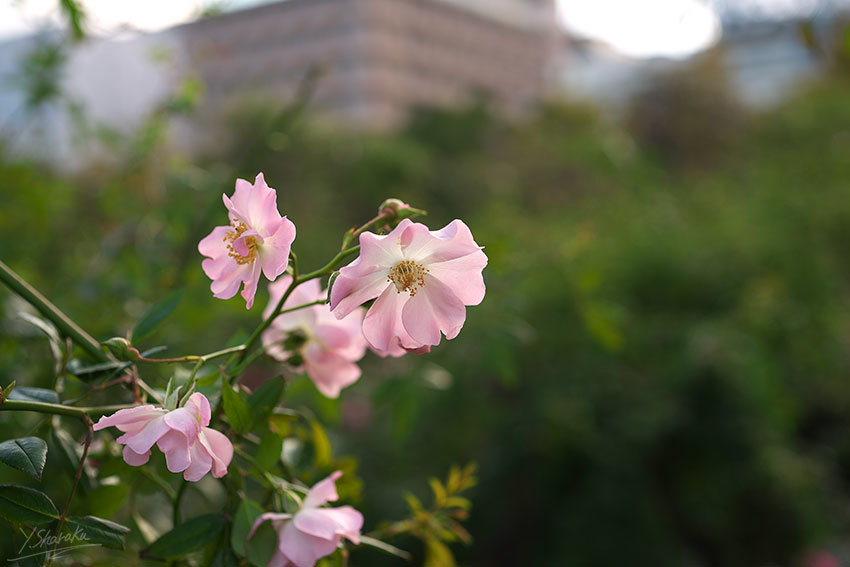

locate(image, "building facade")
(180, 0), (557, 126)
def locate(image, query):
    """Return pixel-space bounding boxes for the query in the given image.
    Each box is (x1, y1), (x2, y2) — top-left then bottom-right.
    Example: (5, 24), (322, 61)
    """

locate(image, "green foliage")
(13, 41), (67, 110)
(244, 519), (278, 567)
(142, 513), (226, 559)
(231, 499), (264, 556)
(0, 485), (58, 525)
(63, 515), (130, 548)
(247, 377), (286, 430)
(131, 288), (183, 343)
(375, 464), (476, 566)
(0, 438), (48, 480)
(59, 0), (86, 40)
(222, 383), (251, 434)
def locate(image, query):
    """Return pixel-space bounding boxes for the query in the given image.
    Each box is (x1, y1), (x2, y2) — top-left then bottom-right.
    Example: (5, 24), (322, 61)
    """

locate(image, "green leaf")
(430, 478), (447, 506)
(254, 433), (283, 469)
(1, 381), (16, 401)
(0, 485), (58, 524)
(222, 385), (251, 434)
(84, 484), (129, 518)
(67, 359), (125, 382)
(64, 515), (130, 548)
(404, 492), (423, 514)
(131, 289), (182, 343)
(131, 511), (159, 545)
(0, 437), (47, 479)
(244, 518), (277, 567)
(247, 377), (286, 429)
(310, 420), (332, 467)
(211, 544), (240, 567)
(196, 368), (220, 387)
(8, 386), (60, 404)
(142, 513), (226, 559)
(231, 499), (264, 556)
(424, 536), (456, 567)
(268, 412), (298, 436)
(163, 376), (178, 410)
(444, 496), (471, 510)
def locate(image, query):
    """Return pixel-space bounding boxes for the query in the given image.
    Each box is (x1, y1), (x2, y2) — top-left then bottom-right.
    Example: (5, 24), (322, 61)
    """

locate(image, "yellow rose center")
(223, 221), (258, 265)
(388, 260), (428, 296)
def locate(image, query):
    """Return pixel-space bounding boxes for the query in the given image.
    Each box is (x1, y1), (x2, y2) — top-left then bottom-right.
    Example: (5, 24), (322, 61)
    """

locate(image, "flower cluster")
(249, 471), (363, 567)
(93, 393), (233, 482)
(92, 174), (484, 564)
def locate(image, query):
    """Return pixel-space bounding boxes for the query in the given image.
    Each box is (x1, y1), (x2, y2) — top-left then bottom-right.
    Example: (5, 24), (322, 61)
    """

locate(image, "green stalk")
(0, 399), (134, 418)
(297, 245), (360, 282)
(0, 260), (108, 363)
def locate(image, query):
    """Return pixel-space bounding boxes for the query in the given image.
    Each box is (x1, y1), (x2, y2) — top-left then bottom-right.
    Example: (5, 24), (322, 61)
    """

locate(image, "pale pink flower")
(249, 471), (363, 567)
(262, 277), (367, 398)
(198, 173), (297, 309)
(329, 219), (487, 353)
(93, 393), (233, 482)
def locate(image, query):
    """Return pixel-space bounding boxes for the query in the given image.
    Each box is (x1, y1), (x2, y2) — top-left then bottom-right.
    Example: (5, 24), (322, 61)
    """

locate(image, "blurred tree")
(625, 50), (749, 169)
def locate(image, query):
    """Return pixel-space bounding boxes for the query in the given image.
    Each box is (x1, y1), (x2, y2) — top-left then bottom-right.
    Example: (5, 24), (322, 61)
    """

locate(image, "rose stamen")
(223, 221), (258, 265)
(388, 260), (428, 296)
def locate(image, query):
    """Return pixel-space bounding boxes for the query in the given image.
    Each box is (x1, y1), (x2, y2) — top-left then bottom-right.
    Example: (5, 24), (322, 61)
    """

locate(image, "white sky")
(558, 0), (721, 58)
(0, 0), (204, 38)
(0, 0), (823, 59)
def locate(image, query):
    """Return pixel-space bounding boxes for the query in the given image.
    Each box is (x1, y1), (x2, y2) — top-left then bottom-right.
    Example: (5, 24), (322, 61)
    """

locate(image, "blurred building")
(180, 0), (558, 127)
(555, 7), (846, 110)
(0, 0), (559, 163)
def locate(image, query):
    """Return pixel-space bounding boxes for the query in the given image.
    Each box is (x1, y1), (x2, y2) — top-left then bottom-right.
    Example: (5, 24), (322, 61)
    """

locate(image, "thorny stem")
(341, 209), (397, 251)
(136, 344), (247, 364)
(47, 415), (93, 567)
(0, 399), (135, 418)
(296, 245), (360, 283)
(0, 260), (110, 363)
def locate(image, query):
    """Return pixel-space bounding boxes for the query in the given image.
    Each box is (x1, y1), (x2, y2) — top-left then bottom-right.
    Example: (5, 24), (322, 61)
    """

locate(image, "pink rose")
(93, 393), (233, 482)
(249, 471), (363, 567)
(262, 277), (367, 398)
(198, 173), (297, 309)
(329, 219), (487, 354)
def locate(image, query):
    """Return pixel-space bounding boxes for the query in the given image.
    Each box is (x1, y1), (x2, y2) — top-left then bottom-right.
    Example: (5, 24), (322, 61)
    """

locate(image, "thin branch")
(0, 260), (108, 363)
(358, 536), (413, 561)
(172, 480), (188, 527)
(48, 414), (93, 566)
(0, 399), (135, 418)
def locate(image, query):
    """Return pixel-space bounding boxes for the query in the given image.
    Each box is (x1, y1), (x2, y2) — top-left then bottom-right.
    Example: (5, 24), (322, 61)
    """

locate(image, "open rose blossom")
(249, 471), (363, 567)
(262, 277), (367, 398)
(198, 173), (296, 309)
(93, 392), (233, 482)
(329, 219), (487, 354)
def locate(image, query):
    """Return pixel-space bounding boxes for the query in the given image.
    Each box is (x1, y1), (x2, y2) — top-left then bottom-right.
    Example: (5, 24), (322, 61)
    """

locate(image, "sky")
(558, 0), (720, 58)
(0, 0), (836, 58)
